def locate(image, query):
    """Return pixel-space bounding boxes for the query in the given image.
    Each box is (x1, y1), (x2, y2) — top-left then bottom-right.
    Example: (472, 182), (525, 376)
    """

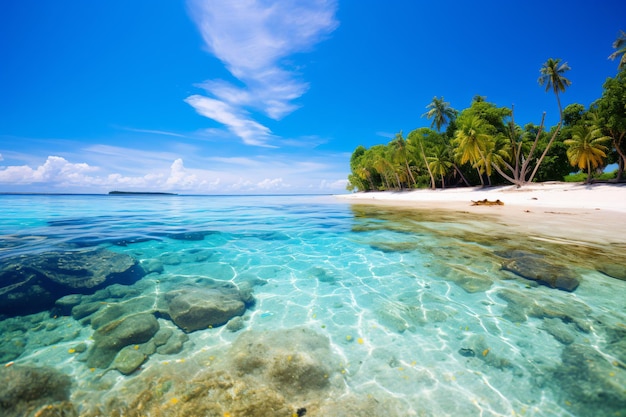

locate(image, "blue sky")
(1, 0), (624, 194)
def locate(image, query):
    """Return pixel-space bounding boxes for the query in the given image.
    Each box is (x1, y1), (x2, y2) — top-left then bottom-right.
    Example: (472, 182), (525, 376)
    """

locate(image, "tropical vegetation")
(347, 31), (626, 191)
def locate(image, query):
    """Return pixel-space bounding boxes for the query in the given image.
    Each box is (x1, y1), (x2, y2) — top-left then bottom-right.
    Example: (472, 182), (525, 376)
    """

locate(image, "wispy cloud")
(376, 131), (396, 139)
(121, 127), (187, 138)
(184, 95), (274, 147)
(186, 0), (338, 146)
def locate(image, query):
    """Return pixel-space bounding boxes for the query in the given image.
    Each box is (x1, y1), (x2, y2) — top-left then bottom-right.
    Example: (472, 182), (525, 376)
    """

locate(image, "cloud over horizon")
(0, 152), (347, 194)
(185, 0), (338, 146)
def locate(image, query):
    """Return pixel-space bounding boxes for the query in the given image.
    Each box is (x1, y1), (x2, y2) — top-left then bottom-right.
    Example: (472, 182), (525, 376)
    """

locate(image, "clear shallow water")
(1, 194), (625, 417)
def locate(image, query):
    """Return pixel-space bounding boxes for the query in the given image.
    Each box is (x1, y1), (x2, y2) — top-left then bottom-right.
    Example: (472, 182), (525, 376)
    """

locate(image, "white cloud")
(185, 95), (274, 147)
(186, 0), (338, 146)
(0, 156), (98, 185)
(0, 150), (349, 194)
(164, 158), (207, 190)
(257, 177), (289, 190)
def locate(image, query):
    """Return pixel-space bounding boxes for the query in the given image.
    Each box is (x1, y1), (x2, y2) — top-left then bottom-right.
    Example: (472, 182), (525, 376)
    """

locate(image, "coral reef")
(76, 327), (402, 417)
(0, 364), (76, 417)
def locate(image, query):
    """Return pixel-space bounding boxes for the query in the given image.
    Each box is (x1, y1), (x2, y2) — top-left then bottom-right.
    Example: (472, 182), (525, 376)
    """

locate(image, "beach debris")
(471, 199), (504, 206)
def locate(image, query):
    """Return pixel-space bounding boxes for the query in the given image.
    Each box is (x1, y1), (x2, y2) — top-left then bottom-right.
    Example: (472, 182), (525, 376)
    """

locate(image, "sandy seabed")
(337, 182), (626, 246)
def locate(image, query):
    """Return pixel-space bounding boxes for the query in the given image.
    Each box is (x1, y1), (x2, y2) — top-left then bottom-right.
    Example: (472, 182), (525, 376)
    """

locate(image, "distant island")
(108, 191), (177, 195)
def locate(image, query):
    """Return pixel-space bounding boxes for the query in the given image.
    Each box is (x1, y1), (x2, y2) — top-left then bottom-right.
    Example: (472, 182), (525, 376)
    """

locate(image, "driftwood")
(471, 199), (504, 206)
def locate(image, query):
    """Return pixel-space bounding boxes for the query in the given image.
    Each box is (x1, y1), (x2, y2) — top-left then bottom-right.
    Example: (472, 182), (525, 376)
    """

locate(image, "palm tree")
(528, 58), (572, 183)
(609, 30), (626, 72)
(564, 123), (611, 184)
(407, 129), (437, 189)
(483, 134), (511, 182)
(390, 131), (417, 188)
(453, 115), (491, 185)
(422, 97), (457, 132)
(538, 58), (571, 119)
(427, 145), (453, 188)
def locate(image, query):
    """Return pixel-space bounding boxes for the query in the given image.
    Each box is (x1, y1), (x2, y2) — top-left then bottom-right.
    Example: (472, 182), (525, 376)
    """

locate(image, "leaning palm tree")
(527, 58), (572, 183)
(427, 145), (453, 188)
(390, 131), (417, 188)
(564, 123), (611, 184)
(407, 129), (437, 189)
(609, 30), (626, 72)
(422, 97), (457, 132)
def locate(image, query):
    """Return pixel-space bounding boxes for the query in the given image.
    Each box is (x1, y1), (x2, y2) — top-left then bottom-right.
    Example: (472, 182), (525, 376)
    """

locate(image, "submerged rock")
(497, 288), (592, 331)
(497, 250), (580, 291)
(70, 327), (403, 417)
(152, 322), (189, 355)
(541, 317), (577, 344)
(164, 283), (253, 332)
(52, 294), (84, 316)
(552, 344), (626, 416)
(597, 263), (626, 281)
(0, 364), (75, 417)
(0, 249), (146, 316)
(87, 312), (159, 369)
(113, 345), (148, 375)
(231, 327), (337, 395)
(226, 316), (245, 332)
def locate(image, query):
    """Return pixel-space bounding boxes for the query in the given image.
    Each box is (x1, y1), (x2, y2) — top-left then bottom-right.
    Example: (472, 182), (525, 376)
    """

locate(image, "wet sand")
(337, 182), (626, 246)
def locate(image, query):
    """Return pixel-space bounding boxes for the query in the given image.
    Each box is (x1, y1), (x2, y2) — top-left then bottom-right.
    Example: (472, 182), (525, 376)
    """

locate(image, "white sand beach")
(337, 182), (626, 246)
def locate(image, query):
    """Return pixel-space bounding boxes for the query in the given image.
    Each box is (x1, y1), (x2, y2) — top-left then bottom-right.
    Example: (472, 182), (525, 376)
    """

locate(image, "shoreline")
(336, 182), (626, 246)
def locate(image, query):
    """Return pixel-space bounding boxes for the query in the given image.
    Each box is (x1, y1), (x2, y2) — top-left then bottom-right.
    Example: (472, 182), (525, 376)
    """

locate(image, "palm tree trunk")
(405, 159), (416, 188)
(613, 134), (626, 181)
(453, 164), (471, 186)
(528, 92), (564, 184)
(519, 112), (546, 184)
(476, 168), (484, 186)
(491, 162), (518, 185)
(419, 142), (436, 189)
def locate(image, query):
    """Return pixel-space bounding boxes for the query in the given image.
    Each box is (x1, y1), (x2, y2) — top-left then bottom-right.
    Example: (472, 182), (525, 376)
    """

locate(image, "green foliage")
(563, 123), (611, 183)
(564, 170), (617, 182)
(594, 72), (626, 179)
(346, 44), (626, 189)
(422, 96), (457, 132)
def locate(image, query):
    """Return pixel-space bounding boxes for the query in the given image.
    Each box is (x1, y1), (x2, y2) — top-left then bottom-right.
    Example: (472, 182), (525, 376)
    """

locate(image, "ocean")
(0, 194), (624, 417)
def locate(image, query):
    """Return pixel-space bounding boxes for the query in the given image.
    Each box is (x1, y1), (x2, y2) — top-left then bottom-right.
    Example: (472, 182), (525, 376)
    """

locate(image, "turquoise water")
(0, 194), (625, 417)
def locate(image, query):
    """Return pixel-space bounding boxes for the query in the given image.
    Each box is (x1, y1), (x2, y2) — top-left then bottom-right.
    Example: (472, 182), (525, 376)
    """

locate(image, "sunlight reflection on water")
(0, 195), (625, 417)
